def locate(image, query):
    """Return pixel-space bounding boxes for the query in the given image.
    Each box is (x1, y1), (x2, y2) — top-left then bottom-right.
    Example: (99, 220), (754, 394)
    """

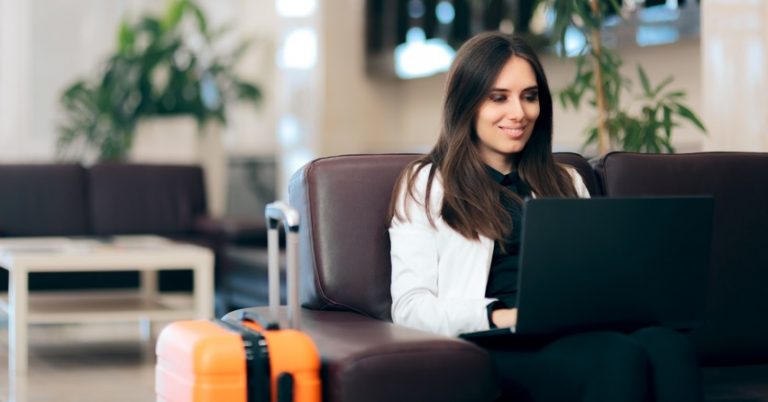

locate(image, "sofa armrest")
(194, 216), (268, 246)
(224, 307), (499, 402)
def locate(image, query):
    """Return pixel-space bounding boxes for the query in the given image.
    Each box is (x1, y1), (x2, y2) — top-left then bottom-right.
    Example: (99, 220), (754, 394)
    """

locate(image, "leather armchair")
(224, 152), (599, 402)
(595, 152), (768, 365)
(226, 154), (498, 402)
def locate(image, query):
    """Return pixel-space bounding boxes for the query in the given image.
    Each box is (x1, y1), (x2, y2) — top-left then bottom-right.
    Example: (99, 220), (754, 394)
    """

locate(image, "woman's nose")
(505, 98), (525, 120)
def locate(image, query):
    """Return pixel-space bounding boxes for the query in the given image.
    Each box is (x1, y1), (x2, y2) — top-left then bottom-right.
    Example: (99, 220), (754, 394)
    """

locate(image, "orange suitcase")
(156, 201), (321, 402)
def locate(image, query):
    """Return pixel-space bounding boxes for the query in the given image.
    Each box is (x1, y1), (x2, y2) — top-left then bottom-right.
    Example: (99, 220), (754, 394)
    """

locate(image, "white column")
(0, 0), (31, 161)
(193, 251), (216, 319)
(275, 0), (323, 198)
(701, 0), (768, 151)
(9, 262), (29, 375)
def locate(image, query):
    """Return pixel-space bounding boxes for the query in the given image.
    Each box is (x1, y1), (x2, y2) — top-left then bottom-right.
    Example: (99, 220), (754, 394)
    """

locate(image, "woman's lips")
(499, 125), (525, 139)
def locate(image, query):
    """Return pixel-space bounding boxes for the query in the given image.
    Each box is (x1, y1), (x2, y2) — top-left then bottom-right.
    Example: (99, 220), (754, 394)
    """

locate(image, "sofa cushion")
(220, 246), (286, 311)
(553, 152), (602, 196)
(289, 154), (421, 320)
(0, 164), (89, 236)
(88, 163), (207, 236)
(596, 152), (768, 365)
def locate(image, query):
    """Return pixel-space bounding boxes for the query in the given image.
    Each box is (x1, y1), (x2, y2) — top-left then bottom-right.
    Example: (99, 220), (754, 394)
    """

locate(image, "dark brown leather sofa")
(595, 152), (768, 401)
(0, 163), (249, 302)
(227, 151), (768, 402)
(225, 153), (595, 402)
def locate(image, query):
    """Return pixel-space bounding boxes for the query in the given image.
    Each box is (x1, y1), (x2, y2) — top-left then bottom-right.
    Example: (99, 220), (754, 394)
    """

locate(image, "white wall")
(310, 5), (705, 160)
(0, 0), (277, 162)
(701, 0), (768, 152)
(358, 40), (704, 157)
(0, 1), (145, 161)
(318, 0), (406, 156)
(0, 1), (709, 160)
(214, 0), (279, 157)
(0, 0), (34, 160)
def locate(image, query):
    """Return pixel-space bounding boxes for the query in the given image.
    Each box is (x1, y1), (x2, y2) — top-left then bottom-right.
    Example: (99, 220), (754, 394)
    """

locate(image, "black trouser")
(484, 327), (702, 402)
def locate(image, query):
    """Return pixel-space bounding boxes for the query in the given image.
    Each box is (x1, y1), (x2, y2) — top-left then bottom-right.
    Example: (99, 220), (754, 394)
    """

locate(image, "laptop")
(460, 196), (714, 342)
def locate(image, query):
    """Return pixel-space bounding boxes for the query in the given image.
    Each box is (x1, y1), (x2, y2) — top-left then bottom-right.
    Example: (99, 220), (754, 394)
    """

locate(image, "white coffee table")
(0, 236), (214, 380)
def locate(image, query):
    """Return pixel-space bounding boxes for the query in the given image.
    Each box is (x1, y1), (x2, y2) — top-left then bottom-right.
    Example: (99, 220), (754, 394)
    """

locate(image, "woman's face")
(474, 55), (540, 173)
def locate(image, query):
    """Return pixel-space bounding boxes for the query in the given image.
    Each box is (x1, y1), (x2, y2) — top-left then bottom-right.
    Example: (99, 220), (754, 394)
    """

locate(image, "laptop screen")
(513, 196), (714, 336)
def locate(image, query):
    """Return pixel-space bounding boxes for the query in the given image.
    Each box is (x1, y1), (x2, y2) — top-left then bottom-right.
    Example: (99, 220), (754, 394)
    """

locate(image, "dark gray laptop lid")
(513, 196), (714, 336)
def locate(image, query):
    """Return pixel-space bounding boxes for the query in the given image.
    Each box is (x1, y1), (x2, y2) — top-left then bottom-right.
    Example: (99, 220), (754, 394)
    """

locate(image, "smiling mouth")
(499, 126), (525, 138)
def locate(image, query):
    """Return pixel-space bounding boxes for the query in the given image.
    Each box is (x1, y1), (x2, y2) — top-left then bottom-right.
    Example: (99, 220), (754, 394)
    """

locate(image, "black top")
(484, 166), (532, 326)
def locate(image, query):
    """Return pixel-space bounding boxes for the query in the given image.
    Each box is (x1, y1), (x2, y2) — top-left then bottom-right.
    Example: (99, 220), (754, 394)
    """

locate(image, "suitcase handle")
(265, 201), (301, 329)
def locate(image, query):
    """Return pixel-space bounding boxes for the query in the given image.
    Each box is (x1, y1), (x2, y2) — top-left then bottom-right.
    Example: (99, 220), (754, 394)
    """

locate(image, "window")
(366, 0), (700, 79)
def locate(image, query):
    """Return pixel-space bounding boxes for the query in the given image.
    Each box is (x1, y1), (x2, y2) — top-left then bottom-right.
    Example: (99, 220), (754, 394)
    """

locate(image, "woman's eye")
(490, 94), (507, 103)
(523, 92), (539, 102)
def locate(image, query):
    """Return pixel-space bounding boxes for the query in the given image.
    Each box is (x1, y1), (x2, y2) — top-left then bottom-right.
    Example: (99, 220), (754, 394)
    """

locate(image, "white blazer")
(389, 164), (591, 337)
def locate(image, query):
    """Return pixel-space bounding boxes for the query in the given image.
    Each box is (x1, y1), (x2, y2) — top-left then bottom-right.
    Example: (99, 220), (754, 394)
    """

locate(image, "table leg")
(140, 270), (158, 304)
(194, 256), (215, 319)
(139, 270), (157, 341)
(9, 371), (27, 402)
(9, 264), (28, 375)
(138, 319), (153, 342)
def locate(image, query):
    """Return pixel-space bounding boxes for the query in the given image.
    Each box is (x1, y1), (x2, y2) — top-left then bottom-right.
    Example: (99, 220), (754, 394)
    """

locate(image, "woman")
(387, 32), (700, 402)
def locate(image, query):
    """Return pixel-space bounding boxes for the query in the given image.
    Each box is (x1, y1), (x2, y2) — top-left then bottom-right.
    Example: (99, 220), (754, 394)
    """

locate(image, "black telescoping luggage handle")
(265, 201), (301, 330)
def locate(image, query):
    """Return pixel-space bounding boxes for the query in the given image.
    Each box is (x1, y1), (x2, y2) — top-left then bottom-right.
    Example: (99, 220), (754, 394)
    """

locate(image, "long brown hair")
(388, 32), (578, 241)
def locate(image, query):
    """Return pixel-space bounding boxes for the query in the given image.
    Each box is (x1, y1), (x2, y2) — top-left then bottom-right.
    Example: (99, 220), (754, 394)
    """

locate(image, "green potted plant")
(58, 0), (262, 161)
(548, 0), (706, 155)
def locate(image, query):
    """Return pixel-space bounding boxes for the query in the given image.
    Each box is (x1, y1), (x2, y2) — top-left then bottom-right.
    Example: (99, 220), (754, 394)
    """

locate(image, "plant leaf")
(662, 105), (673, 139)
(584, 126), (598, 147)
(188, 2), (209, 36)
(117, 19), (135, 56)
(234, 82), (262, 104)
(163, 0), (186, 31)
(637, 65), (652, 97)
(652, 76), (674, 98)
(675, 103), (707, 133)
(606, 0), (623, 15)
(666, 91), (685, 99)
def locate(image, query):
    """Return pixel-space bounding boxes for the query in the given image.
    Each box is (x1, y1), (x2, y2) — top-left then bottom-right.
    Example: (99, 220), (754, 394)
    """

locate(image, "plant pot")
(131, 115), (227, 217)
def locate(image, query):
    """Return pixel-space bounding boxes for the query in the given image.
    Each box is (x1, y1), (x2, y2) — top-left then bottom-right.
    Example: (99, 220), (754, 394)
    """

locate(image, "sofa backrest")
(289, 154), (419, 320)
(596, 151), (768, 365)
(553, 151), (602, 196)
(289, 153), (597, 321)
(0, 164), (89, 236)
(88, 163), (207, 236)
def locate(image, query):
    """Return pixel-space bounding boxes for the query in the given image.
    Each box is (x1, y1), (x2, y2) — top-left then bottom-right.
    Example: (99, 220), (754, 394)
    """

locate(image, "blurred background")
(0, 0), (763, 220)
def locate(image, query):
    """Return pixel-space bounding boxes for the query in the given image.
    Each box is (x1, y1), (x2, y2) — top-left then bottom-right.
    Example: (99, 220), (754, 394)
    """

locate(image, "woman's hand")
(491, 308), (518, 328)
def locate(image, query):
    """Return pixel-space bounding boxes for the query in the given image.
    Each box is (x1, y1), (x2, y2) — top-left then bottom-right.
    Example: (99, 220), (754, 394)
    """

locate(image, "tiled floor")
(2, 320), (768, 402)
(0, 321), (160, 402)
